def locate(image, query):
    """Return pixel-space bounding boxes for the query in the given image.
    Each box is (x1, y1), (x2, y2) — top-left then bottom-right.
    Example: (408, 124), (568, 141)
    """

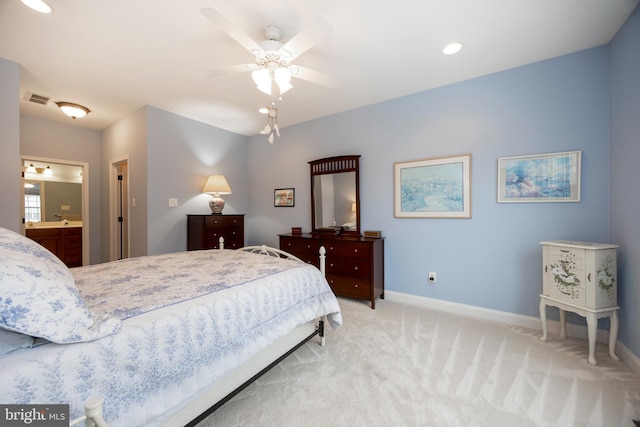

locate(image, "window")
(24, 191), (41, 222)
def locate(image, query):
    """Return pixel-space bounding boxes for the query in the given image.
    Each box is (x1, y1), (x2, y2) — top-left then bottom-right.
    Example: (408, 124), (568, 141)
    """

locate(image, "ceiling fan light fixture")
(442, 42), (463, 55)
(56, 102), (91, 119)
(274, 67), (293, 94)
(20, 0), (52, 13)
(252, 69), (273, 94)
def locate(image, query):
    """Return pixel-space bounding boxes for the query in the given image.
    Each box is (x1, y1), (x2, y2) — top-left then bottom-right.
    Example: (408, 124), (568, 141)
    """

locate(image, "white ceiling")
(1, 0), (637, 137)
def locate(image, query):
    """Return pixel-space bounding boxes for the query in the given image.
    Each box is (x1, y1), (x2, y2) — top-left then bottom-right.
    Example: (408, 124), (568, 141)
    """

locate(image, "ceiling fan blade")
(206, 64), (259, 77)
(281, 17), (333, 60)
(290, 65), (339, 88)
(201, 7), (262, 54)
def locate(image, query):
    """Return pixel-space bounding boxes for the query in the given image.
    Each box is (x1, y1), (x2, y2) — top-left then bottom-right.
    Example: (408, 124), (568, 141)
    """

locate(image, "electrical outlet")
(428, 272), (436, 283)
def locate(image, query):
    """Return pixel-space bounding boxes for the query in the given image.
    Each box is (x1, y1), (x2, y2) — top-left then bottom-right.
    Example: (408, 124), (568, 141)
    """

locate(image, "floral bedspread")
(0, 249), (342, 426)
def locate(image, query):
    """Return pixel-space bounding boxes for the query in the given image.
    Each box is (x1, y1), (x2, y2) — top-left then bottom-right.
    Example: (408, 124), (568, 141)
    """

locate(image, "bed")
(0, 227), (342, 427)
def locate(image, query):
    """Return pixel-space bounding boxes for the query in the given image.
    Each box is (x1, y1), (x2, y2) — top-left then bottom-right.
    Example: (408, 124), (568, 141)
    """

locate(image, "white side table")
(539, 294), (619, 365)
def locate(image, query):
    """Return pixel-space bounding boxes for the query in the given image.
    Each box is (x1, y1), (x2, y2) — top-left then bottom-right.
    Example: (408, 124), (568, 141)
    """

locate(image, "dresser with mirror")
(279, 155), (384, 308)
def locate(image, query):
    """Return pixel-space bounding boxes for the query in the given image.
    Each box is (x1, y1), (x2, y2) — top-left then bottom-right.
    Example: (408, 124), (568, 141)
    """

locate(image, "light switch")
(61, 205), (71, 211)
(169, 198), (178, 207)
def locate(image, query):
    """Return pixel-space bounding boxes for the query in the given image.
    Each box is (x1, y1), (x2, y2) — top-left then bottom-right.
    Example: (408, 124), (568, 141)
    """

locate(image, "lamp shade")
(203, 175), (231, 195)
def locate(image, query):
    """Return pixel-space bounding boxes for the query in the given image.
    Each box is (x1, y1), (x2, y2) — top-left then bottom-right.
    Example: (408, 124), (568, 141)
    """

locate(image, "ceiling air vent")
(28, 93), (50, 105)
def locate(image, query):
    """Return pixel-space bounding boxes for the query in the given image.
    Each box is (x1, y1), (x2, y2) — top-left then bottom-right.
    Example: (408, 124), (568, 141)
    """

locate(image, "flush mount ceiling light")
(20, 0), (52, 13)
(442, 42), (463, 55)
(259, 103), (280, 144)
(55, 102), (91, 119)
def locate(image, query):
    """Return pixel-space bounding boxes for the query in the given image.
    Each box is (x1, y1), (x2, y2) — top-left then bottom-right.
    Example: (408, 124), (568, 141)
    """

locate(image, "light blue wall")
(101, 106), (249, 257)
(248, 47), (611, 321)
(146, 106), (248, 255)
(101, 107), (149, 259)
(610, 5), (640, 358)
(21, 115), (103, 264)
(0, 58), (20, 232)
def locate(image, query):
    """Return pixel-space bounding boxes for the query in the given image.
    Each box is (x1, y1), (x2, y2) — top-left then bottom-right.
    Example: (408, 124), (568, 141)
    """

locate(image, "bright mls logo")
(0, 405), (68, 426)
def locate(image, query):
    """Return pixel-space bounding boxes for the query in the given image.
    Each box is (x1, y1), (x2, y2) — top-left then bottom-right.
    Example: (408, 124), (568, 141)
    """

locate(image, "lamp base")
(209, 195), (225, 214)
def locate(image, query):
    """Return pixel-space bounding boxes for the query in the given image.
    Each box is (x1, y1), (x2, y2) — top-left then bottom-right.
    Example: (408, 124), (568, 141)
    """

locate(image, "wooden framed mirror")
(309, 155), (361, 236)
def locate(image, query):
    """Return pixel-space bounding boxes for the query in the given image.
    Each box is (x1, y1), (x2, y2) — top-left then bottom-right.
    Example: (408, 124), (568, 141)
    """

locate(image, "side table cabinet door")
(586, 249), (617, 309)
(547, 246), (586, 306)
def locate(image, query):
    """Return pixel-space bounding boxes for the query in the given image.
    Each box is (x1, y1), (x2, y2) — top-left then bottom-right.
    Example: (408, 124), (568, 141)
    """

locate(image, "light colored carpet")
(196, 297), (640, 426)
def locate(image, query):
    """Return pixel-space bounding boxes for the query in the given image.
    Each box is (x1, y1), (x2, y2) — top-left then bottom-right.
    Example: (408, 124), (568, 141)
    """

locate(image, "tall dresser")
(187, 214), (244, 250)
(279, 233), (384, 309)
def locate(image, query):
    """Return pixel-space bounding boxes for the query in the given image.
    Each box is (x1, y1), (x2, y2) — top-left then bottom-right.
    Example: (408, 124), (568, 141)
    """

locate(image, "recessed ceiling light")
(443, 42), (463, 55)
(20, 0), (53, 13)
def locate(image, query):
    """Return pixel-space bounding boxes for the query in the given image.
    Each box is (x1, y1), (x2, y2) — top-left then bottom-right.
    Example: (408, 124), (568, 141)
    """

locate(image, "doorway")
(109, 157), (130, 261)
(20, 156), (89, 265)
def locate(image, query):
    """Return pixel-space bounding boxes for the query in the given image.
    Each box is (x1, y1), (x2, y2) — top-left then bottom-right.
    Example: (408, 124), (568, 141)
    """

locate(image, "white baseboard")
(384, 290), (640, 377)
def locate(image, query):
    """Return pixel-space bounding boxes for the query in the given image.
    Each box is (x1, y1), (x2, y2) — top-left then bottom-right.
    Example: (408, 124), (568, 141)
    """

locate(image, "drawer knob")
(354, 284), (359, 288)
(354, 249), (358, 253)
(354, 266), (358, 270)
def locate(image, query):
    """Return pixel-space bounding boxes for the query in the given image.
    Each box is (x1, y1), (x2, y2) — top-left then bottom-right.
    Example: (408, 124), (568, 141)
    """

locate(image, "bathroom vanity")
(26, 224), (83, 267)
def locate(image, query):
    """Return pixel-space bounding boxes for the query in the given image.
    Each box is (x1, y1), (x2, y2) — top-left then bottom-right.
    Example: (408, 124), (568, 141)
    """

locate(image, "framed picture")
(497, 150), (581, 203)
(394, 154), (471, 218)
(274, 188), (295, 207)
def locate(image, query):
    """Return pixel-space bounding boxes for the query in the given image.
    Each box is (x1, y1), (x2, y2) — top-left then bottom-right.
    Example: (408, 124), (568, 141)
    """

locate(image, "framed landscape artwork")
(394, 154), (471, 218)
(274, 188), (295, 207)
(497, 151), (581, 203)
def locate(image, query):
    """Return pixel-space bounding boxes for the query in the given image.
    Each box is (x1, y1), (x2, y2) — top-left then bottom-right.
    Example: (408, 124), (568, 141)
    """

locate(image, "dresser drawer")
(280, 236), (321, 266)
(326, 257), (371, 278)
(204, 215), (243, 229)
(280, 236), (300, 253)
(222, 236), (243, 249)
(64, 234), (82, 249)
(326, 274), (370, 299)
(324, 241), (370, 259)
(203, 231), (242, 249)
(188, 214), (245, 250)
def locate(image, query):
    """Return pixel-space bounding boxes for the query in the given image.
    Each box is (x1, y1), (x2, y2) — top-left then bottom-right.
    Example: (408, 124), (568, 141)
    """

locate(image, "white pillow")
(0, 227), (121, 343)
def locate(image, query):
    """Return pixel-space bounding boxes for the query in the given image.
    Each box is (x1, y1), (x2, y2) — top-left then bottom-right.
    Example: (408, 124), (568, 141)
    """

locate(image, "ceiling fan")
(201, 7), (338, 99)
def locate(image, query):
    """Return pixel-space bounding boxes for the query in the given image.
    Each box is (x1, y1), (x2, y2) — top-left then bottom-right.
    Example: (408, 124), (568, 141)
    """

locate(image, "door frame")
(20, 156), (90, 265)
(109, 156), (130, 261)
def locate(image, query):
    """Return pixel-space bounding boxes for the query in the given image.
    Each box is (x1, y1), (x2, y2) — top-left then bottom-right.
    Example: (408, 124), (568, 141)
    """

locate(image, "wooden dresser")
(279, 232), (384, 308)
(26, 227), (83, 268)
(187, 214), (245, 250)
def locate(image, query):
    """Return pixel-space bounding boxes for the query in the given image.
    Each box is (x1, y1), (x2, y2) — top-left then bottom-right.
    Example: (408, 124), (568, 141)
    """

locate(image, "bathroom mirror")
(22, 160), (84, 225)
(24, 180), (82, 222)
(309, 155), (360, 235)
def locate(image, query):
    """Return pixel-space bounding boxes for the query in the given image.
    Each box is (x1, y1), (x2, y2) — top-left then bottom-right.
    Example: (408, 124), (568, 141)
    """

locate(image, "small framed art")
(497, 150), (581, 203)
(274, 188), (295, 207)
(394, 154), (471, 218)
